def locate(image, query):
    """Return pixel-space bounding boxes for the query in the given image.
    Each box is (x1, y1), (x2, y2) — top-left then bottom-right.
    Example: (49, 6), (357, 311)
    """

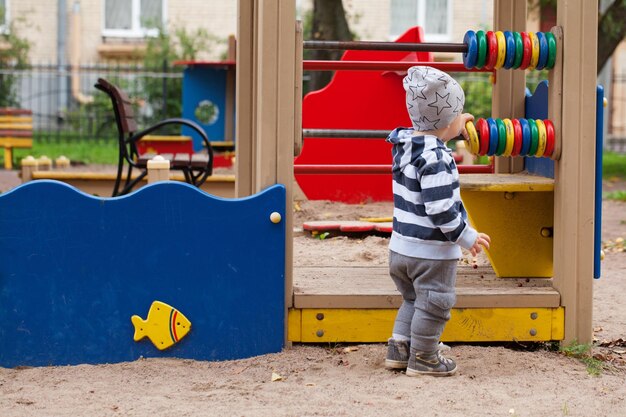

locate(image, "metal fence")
(0, 63), (184, 142)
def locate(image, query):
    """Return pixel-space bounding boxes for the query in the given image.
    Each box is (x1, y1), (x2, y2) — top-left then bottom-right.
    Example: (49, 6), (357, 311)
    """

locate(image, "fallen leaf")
(342, 347), (359, 353)
(271, 372), (283, 382)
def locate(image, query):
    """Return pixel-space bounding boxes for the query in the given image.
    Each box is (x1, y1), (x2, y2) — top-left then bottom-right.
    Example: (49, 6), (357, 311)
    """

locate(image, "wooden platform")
(289, 264), (564, 343)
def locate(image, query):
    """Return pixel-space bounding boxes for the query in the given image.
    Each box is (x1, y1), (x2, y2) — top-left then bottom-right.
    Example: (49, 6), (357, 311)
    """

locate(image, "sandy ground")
(0, 170), (625, 417)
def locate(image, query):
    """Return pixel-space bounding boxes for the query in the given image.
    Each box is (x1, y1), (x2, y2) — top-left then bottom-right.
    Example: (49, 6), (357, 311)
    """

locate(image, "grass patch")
(4, 140), (119, 167)
(604, 190), (626, 202)
(603, 151), (626, 180)
(559, 340), (604, 376)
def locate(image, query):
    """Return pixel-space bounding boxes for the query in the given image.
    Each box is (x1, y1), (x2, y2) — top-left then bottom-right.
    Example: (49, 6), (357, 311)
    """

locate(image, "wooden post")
(492, 0), (527, 173)
(236, 0), (298, 341)
(552, 0), (598, 344)
(224, 35), (237, 143)
(147, 155), (170, 183)
(20, 156), (38, 183)
(55, 155), (71, 170)
(37, 155), (52, 171)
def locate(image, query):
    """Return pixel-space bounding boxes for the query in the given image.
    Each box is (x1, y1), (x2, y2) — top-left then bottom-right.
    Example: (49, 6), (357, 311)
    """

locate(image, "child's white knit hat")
(403, 66), (465, 131)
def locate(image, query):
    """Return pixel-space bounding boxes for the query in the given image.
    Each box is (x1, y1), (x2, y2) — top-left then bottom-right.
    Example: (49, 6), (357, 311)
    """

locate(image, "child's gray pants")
(389, 250), (457, 353)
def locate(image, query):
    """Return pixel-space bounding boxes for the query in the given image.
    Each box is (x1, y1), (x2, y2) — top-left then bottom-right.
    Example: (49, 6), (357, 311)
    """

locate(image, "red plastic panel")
(295, 27), (433, 203)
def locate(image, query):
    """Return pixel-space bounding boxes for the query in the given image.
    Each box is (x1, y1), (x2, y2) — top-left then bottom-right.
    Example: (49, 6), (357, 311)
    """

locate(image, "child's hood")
(386, 128), (450, 171)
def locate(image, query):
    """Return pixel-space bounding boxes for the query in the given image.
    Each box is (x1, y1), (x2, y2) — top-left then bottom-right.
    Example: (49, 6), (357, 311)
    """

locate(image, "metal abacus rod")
(303, 40), (468, 53)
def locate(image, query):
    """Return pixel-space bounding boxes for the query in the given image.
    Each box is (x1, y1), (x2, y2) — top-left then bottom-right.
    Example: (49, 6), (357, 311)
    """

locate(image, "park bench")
(95, 78), (214, 196)
(0, 108), (33, 170)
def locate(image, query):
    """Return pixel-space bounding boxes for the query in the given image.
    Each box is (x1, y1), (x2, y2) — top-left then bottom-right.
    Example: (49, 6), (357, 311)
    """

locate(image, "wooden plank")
(293, 265), (559, 309)
(460, 173), (554, 192)
(0, 108), (32, 116)
(553, 0), (597, 344)
(288, 307), (565, 343)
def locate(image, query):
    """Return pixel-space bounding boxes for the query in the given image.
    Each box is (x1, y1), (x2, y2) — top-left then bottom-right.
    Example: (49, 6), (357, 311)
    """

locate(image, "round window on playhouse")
(194, 100), (220, 125)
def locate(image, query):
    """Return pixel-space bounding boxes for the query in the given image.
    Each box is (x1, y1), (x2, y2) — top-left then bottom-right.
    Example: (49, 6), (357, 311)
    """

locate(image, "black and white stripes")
(387, 128), (478, 260)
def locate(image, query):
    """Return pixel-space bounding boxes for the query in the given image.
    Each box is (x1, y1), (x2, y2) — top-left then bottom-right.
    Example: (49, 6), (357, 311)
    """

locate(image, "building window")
(390, 0), (452, 41)
(0, 0), (8, 34)
(103, 0), (166, 38)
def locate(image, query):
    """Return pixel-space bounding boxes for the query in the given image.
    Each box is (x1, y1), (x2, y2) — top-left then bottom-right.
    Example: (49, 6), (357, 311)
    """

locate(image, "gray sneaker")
(385, 338), (410, 369)
(385, 339), (450, 369)
(406, 349), (457, 377)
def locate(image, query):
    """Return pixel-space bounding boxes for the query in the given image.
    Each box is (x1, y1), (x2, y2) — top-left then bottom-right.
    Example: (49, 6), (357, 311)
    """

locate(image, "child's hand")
(470, 232), (491, 257)
(459, 113), (475, 141)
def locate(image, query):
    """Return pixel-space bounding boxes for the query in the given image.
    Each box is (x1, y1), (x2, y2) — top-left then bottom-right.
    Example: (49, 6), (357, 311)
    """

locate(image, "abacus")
(465, 118), (556, 159)
(463, 30), (556, 70)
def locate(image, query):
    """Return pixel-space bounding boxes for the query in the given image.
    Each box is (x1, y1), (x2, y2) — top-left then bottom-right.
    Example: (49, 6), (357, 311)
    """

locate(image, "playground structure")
(0, 0), (600, 366)
(232, 0), (598, 347)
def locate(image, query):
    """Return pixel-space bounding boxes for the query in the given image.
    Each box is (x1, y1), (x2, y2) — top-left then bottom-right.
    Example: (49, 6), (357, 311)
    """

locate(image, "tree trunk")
(308, 0), (354, 92)
(597, 0), (626, 73)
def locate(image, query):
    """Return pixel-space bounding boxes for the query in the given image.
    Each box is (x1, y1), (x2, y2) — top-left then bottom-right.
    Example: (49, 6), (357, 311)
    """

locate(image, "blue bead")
(519, 118), (531, 155)
(503, 31), (516, 69)
(463, 30), (478, 69)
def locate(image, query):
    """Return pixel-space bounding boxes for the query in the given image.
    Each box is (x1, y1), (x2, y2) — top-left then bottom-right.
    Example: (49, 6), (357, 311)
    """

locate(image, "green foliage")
(559, 340), (604, 376)
(0, 8), (31, 107)
(603, 151), (626, 179)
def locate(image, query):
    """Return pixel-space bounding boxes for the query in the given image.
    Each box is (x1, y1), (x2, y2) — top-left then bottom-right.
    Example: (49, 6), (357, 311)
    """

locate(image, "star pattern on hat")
(427, 92), (452, 116)
(418, 115), (441, 130)
(437, 74), (450, 89)
(452, 96), (463, 114)
(408, 82), (428, 101)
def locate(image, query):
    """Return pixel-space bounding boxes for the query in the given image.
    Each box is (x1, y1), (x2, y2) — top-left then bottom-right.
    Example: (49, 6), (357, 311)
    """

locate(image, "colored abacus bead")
(503, 31), (516, 69)
(545, 31), (557, 69)
(536, 32), (549, 70)
(513, 32), (524, 69)
(528, 32), (540, 70)
(465, 121), (480, 154)
(495, 118), (507, 156)
(519, 118), (531, 155)
(495, 31), (507, 69)
(487, 118), (499, 156)
(503, 118), (515, 156)
(520, 32), (532, 70)
(543, 119), (555, 157)
(528, 118), (539, 155)
(475, 30), (487, 69)
(476, 118), (490, 155)
(535, 119), (548, 157)
(463, 30), (478, 69)
(511, 118), (523, 156)
(485, 31), (498, 70)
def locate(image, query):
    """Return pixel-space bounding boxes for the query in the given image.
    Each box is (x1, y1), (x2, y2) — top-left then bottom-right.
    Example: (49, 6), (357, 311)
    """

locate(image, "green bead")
(476, 30), (487, 69)
(513, 32), (523, 69)
(495, 119), (507, 156)
(528, 119), (539, 156)
(545, 32), (557, 69)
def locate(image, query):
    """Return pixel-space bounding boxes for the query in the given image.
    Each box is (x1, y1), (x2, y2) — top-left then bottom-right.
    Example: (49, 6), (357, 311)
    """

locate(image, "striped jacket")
(386, 128), (478, 260)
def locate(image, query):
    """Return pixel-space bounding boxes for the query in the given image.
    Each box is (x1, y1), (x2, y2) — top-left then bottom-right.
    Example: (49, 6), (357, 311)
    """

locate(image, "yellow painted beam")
(140, 135), (192, 142)
(288, 307), (564, 343)
(461, 190), (554, 277)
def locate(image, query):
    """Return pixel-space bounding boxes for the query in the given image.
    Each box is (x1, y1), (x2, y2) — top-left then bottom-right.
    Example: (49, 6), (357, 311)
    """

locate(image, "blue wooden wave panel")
(525, 80), (554, 179)
(0, 181), (285, 367)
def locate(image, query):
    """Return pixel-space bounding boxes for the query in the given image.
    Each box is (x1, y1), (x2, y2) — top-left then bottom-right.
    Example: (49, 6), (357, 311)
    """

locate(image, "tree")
(597, 0), (626, 73)
(306, 0), (354, 92)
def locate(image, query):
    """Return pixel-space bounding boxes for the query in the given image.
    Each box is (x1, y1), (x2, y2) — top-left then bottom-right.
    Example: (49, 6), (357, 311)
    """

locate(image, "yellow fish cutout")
(131, 301), (191, 350)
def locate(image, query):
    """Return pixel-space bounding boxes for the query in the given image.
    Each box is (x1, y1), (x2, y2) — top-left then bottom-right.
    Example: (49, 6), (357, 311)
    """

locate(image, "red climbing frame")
(295, 27), (492, 204)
